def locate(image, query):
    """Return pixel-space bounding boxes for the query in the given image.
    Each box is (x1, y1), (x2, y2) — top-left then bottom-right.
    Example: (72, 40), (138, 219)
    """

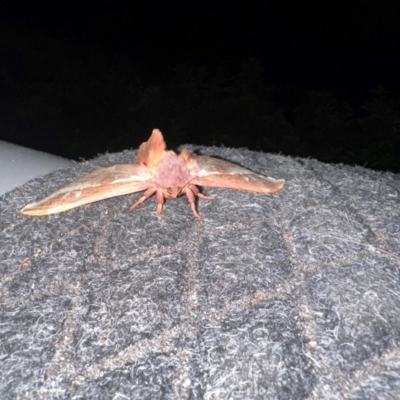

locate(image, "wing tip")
(266, 178), (285, 193)
(20, 203), (64, 216)
(20, 207), (46, 216)
(20, 208), (49, 216)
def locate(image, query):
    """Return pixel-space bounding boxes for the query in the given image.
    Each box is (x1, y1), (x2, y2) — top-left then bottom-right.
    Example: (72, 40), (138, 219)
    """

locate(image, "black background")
(1, 1), (400, 171)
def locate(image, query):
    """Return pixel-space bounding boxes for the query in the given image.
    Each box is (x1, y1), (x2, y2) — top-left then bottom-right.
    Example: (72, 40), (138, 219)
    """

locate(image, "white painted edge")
(0, 140), (74, 195)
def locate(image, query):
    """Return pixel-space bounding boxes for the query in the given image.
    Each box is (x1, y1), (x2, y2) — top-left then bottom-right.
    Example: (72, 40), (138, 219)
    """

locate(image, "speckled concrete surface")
(1, 145), (400, 399)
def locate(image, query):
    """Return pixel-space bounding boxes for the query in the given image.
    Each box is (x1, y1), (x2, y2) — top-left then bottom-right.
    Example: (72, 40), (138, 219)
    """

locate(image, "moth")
(20, 129), (285, 219)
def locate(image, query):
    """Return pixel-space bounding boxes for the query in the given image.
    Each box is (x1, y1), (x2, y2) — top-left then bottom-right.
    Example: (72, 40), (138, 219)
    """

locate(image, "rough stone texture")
(1, 145), (400, 399)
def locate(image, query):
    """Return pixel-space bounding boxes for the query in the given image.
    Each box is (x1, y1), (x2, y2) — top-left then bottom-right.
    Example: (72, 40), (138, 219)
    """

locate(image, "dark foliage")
(1, 23), (399, 172)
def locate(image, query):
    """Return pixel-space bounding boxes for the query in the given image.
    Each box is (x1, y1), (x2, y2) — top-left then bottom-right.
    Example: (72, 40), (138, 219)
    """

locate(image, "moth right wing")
(181, 150), (285, 193)
(20, 164), (154, 216)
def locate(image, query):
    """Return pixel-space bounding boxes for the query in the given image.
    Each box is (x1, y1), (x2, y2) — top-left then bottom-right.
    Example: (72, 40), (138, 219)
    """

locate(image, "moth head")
(163, 186), (184, 199)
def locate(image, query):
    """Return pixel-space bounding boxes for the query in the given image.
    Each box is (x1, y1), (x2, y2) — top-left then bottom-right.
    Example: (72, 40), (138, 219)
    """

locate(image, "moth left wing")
(185, 153), (285, 193)
(20, 164), (154, 216)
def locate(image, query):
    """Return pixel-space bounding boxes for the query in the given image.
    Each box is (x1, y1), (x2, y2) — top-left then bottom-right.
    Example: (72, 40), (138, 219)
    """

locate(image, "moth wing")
(20, 164), (154, 216)
(187, 154), (285, 193)
(135, 128), (167, 169)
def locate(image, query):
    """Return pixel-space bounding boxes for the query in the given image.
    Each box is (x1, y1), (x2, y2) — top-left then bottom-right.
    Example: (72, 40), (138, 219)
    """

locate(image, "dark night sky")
(2, 1), (399, 95)
(1, 1), (400, 170)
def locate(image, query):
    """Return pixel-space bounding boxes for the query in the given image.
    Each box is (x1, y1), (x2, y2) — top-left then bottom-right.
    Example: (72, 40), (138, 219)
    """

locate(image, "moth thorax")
(154, 154), (191, 189)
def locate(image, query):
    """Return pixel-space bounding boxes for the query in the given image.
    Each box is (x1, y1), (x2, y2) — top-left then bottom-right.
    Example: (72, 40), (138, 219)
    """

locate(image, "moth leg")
(189, 184), (215, 200)
(185, 185), (213, 219)
(155, 189), (166, 218)
(185, 187), (202, 219)
(129, 187), (157, 212)
(196, 193), (215, 200)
